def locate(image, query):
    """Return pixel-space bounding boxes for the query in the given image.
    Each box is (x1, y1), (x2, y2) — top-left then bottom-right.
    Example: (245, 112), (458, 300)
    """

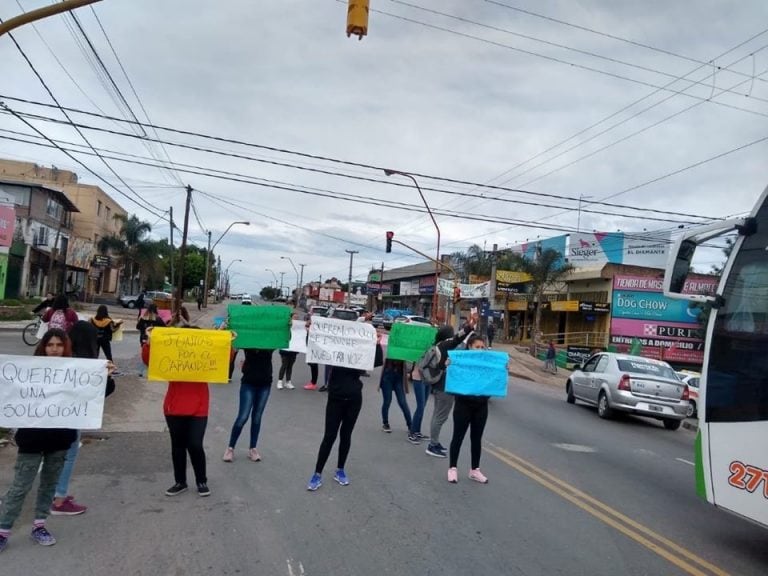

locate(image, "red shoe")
(50, 497), (87, 516)
(303, 382), (318, 390)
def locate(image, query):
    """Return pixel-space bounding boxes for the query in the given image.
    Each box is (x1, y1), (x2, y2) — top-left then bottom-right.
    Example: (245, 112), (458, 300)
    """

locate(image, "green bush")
(0, 308), (33, 321)
(0, 299), (23, 306)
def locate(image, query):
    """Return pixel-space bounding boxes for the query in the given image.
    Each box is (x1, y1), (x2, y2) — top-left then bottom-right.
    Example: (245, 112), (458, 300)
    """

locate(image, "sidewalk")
(493, 341), (571, 388)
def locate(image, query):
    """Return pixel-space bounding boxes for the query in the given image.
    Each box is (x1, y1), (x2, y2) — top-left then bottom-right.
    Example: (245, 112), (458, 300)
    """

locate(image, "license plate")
(647, 404), (663, 413)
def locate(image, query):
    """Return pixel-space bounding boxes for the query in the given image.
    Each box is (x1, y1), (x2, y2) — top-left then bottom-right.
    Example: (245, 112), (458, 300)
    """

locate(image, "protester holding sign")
(0, 329), (78, 551)
(222, 348), (276, 463)
(142, 325), (212, 498)
(446, 335), (497, 484)
(306, 336), (384, 491)
(90, 305), (123, 365)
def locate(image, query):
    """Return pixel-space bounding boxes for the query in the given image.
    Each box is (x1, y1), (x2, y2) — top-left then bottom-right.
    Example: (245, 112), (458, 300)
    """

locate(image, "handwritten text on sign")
(148, 328), (231, 383)
(307, 317), (377, 370)
(445, 350), (509, 398)
(0, 355), (108, 429)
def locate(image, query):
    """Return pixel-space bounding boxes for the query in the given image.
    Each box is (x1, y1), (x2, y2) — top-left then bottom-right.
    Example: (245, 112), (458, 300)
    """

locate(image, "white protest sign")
(0, 355), (108, 429)
(283, 320), (307, 354)
(307, 316), (377, 370)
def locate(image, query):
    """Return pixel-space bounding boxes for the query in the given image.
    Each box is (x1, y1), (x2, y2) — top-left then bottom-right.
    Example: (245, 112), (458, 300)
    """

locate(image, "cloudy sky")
(1, 0), (767, 294)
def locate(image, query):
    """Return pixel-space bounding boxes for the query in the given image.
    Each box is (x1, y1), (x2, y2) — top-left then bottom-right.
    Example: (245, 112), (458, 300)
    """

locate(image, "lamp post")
(279, 272), (285, 298)
(265, 268), (278, 289)
(203, 220), (249, 308)
(223, 259), (242, 298)
(280, 256), (300, 302)
(384, 169), (440, 322)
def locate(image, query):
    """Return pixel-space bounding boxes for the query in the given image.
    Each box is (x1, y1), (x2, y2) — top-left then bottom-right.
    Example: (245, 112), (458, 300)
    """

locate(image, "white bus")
(664, 183), (768, 529)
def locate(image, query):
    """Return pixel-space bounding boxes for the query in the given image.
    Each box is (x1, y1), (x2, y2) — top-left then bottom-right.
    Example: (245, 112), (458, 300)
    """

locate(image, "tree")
(98, 214), (153, 294)
(710, 236), (735, 275)
(451, 244), (493, 280)
(507, 248), (574, 353)
(260, 286), (280, 301)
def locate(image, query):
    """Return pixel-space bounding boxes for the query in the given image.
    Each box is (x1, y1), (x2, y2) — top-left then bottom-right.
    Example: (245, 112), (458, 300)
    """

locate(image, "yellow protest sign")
(147, 328), (231, 384)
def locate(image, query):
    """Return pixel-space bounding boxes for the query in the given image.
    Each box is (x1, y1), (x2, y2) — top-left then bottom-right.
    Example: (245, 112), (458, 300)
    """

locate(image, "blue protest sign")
(445, 350), (509, 397)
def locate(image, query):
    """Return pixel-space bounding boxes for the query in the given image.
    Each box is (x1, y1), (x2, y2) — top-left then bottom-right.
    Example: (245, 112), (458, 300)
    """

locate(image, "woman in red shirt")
(142, 325), (211, 497)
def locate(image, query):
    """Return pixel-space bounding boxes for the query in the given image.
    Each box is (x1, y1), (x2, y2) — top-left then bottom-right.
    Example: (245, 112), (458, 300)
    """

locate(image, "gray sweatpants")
(0, 450), (67, 531)
(429, 389), (455, 445)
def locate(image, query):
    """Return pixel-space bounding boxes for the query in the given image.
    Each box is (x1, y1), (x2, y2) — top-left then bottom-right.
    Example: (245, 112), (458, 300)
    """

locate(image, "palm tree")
(98, 214), (153, 294)
(508, 248), (574, 353)
(451, 244), (493, 280)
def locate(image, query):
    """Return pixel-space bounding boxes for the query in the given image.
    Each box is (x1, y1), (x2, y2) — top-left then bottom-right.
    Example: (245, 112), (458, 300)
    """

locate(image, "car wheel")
(663, 419), (682, 431)
(690, 400), (697, 418)
(597, 391), (613, 419)
(126, 301), (135, 309)
(566, 381), (575, 404)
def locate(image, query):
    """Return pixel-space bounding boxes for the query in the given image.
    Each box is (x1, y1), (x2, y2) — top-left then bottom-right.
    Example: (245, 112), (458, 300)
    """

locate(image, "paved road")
(0, 327), (766, 575)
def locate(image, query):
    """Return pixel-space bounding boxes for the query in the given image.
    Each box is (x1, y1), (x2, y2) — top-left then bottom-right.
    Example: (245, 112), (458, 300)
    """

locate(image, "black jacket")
(327, 344), (384, 399)
(241, 349), (275, 387)
(433, 324), (475, 392)
(15, 428), (77, 454)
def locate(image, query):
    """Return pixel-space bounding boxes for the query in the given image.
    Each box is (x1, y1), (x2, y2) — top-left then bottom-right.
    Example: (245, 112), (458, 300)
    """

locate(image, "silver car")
(566, 353), (690, 430)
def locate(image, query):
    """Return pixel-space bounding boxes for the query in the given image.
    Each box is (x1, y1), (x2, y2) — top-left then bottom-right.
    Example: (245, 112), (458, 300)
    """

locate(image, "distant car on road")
(241, 293), (252, 305)
(566, 353), (690, 430)
(393, 315), (433, 327)
(118, 290), (172, 309)
(309, 305), (330, 317)
(327, 308), (359, 321)
(676, 371), (701, 417)
(372, 313), (395, 330)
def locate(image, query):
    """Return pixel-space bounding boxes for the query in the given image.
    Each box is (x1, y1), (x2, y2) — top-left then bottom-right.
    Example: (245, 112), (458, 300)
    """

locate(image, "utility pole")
(345, 249), (358, 307)
(217, 255), (222, 300)
(203, 230), (212, 308)
(298, 263), (305, 303)
(174, 185), (193, 321)
(488, 243), (498, 344)
(379, 261), (384, 313)
(279, 271), (285, 298)
(169, 206), (174, 287)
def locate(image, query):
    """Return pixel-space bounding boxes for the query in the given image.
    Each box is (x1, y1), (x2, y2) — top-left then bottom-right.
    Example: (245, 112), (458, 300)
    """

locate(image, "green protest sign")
(386, 323), (437, 362)
(228, 305), (291, 349)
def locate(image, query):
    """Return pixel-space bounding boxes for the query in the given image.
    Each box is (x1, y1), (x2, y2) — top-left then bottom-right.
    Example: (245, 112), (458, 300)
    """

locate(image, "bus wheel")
(663, 419), (682, 431)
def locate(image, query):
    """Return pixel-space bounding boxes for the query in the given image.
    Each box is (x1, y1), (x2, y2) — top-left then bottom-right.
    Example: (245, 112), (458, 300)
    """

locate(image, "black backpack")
(416, 345), (443, 385)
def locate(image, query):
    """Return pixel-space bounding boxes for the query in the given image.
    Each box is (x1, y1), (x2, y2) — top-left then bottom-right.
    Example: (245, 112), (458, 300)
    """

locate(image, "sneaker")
(277, 380), (284, 390)
(248, 448), (262, 462)
(307, 473), (322, 491)
(416, 432), (429, 440)
(111, 370), (122, 376)
(407, 432), (421, 445)
(197, 482), (211, 497)
(447, 467), (458, 483)
(30, 526), (56, 546)
(50, 498), (87, 516)
(222, 447), (234, 462)
(303, 382), (318, 391)
(382, 423), (392, 433)
(436, 442), (448, 452)
(469, 468), (489, 484)
(0, 534), (8, 553)
(284, 381), (295, 390)
(165, 482), (188, 496)
(334, 469), (350, 486)
(317, 385), (328, 392)
(425, 444), (447, 458)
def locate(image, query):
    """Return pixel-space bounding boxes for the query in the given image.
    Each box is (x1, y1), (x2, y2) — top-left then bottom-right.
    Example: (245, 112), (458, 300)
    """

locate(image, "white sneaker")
(277, 380), (283, 390)
(285, 381), (295, 389)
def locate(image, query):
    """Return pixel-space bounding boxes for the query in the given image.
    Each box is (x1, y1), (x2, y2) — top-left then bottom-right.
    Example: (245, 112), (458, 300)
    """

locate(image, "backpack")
(48, 310), (68, 331)
(416, 345), (443, 385)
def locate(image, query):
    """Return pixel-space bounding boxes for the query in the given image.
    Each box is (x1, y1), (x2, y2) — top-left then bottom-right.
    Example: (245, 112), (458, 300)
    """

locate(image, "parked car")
(241, 293), (252, 305)
(676, 371), (701, 417)
(566, 353), (690, 430)
(393, 315), (433, 327)
(328, 308), (359, 321)
(309, 305), (330, 317)
(117, 290), (172, 309)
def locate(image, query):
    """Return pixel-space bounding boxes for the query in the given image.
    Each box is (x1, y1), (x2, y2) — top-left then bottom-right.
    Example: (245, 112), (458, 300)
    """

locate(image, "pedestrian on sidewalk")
(196, 291), (203, 311)
(142, 324), (212, 497)
(0, 329), (77, 551)
(379, 359), (412, 434)
(486, 321), (496, 349)
(306, 337), (384, 491)
(544, 340), (557, 374)
(424, 320), (476, 459)
(222, 348), (276, 463)
(447, 334), (492, 485)
(135, 290), (146, 319)
(90, 305), (123, 363)
(408, 362), (430, 445)
(50, 321), (117, 517)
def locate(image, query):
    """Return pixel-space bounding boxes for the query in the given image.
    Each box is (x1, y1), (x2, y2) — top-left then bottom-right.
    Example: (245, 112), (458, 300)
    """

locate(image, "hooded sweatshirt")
(91, 317), (117, 341)
(432, 323), (475, 392)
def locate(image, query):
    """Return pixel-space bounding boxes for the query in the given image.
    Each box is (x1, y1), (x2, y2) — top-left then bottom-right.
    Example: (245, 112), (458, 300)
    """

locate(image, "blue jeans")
(381, 377), (412, 428)
(55, 430), (81, 498)
(411, 380), (431, 434)
(227, 384), (271, 449)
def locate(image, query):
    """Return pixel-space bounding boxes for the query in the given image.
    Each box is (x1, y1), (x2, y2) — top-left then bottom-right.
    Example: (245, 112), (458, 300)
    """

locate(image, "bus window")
(707, 200), (768, 423)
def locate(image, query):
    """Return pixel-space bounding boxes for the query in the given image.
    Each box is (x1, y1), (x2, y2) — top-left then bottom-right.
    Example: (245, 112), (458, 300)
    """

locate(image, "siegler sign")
(568, 231), (670, 269)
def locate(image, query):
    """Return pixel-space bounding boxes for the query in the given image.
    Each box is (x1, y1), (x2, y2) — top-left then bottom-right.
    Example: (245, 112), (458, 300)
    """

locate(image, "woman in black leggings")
(306, 343), (383, 491)
(447, 335), (491, 484)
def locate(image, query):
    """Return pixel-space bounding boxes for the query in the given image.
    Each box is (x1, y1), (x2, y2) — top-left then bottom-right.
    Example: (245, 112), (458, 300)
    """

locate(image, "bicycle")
(22, 315), (42, 346)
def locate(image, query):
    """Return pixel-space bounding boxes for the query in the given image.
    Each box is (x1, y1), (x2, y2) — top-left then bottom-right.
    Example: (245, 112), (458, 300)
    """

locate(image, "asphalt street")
(0, 325), (766, 575)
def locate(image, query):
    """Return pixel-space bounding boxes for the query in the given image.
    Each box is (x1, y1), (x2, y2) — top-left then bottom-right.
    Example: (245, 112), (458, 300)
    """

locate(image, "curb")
(682, 419), (699, 432)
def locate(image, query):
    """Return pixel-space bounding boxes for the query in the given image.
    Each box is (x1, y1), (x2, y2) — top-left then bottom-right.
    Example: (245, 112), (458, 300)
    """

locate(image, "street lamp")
(280, 256), (300, 302)
(203, 221), (249, 308)
(384, 169), (441, 322)
(223, 259), (242, 298)
(265, 268), (278, 288)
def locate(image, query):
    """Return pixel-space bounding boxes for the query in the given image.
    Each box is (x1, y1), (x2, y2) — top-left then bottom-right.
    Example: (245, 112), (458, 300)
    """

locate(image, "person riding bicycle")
(32, 293), (55, 315)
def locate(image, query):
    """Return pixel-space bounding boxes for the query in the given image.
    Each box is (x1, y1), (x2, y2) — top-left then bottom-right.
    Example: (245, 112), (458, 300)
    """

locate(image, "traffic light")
(386, 231), (394, 253)
(346, 0), (369, 40)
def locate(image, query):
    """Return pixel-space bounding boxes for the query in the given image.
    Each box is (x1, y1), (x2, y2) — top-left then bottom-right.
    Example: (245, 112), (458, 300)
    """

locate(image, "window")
(46, 197), (61, 219)
(34, 226), (49, 246)
(617, 359), (677, 379)
(581, 355), (601, 373)
(105, 206), (111, 221)
(595, 355), (610, 373)
(97, 200), (102, 216)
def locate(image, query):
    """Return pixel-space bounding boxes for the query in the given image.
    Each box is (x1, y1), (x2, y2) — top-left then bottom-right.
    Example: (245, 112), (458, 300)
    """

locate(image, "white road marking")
(287, 559), (306, 576)
(676, 458), (695, 466)
(552, 443), (596, 453)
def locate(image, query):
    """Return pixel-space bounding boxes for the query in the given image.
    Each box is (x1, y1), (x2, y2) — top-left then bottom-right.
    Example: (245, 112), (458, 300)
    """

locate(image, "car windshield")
(617, 359), (677, 379)
(331, 310), (358, 321)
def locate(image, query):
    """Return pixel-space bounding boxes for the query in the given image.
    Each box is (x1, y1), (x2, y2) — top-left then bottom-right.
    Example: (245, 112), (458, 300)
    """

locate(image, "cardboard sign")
(283, 320), (308, 354)
(307, 316), (377, 370)
(387, 323), (437, 362)
(0, 355), (108, 429)
(228, 305), (291, 349)
(445, 350), (509, 397)
(147, 328), (231, 383)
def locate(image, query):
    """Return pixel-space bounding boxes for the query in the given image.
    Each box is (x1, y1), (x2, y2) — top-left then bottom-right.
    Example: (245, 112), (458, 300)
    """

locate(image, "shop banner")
(568, 232), (670, 269)
(508, 235), (567, 267)
(437, 278), (490, 299)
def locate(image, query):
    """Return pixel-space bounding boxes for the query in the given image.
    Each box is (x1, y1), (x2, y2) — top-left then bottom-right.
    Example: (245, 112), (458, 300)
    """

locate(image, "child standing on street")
(0, 329), (77, 551)
(90, 304), (123, 363)
(142, 325), (211, 497)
